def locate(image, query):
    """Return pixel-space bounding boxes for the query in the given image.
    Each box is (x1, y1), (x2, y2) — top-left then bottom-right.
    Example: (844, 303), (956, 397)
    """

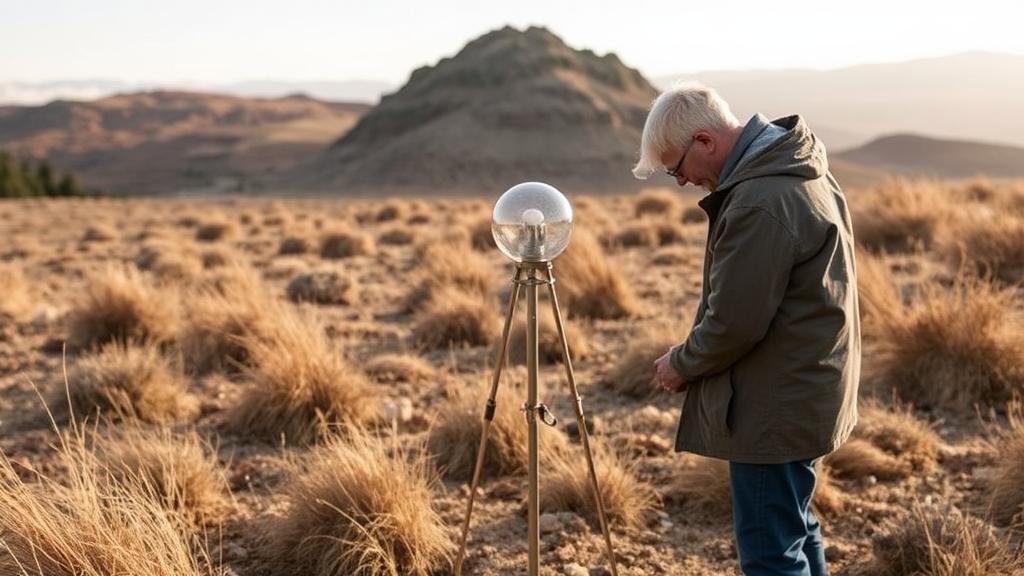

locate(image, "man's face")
(659, 131), (721, 192)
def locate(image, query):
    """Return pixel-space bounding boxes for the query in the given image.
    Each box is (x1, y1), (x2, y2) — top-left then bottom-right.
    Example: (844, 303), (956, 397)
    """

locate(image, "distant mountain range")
(0, 91), (368, 195)
(1, 41), (1023, 196)
(659, 51), (1024, 150)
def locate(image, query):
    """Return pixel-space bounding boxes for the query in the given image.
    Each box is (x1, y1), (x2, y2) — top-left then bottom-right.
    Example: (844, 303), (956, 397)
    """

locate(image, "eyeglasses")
(665, 140), (692, 179)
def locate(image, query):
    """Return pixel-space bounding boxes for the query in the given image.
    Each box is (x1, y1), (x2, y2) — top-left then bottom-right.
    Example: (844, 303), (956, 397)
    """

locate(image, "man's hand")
(654, 347), (686, 393)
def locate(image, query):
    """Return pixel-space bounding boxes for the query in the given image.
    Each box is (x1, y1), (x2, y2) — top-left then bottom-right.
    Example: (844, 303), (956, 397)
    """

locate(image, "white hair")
(632, 81), (740, 179)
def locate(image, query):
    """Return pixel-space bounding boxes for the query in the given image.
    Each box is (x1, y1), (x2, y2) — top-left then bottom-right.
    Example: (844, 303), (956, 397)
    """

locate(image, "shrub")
(364, 353), (436, 384)
(602, 322), (684, 398)
(195, 219), (239, 242)
(986, 400), (1024, 527)
(320, 227), (375, 259)
(278, 234), (312, 255)
(940, 211), (1024, 284)
(67, 266), (181, 350)
(286, 270), (359, 305)
(411, 287), (498, 349)
(98, 426), (230, 528)
(225, 308), (378, 445)
(865, 272), (1024, 412)
(540, 443), (658, 530)
(426, 379), (567, 481)
(872, 505), (1024, 576)
(262, 431), (451, 576)
(850, 179), (954, 252)
(634, 188), (682, 219)
(68, 341), (197, 424)
(552, 228), (639, 319)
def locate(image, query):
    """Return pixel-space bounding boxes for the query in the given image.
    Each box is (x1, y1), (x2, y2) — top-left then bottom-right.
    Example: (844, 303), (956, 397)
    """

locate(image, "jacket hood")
(716, 115), (828, 192)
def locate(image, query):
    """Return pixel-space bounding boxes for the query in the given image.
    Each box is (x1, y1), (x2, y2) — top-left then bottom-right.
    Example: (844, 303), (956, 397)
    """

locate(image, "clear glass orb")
(492, 182), (573, 263)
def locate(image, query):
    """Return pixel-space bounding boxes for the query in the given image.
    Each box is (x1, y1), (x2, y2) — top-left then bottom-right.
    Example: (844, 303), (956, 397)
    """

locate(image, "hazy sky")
(4, 0), (1024, 83)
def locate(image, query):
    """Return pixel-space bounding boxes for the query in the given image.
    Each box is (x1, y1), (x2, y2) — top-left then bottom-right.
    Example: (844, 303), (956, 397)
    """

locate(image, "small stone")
(540, 513), (562, 534)
(562, 562), (588, 576)
(224, 543), (248, 561)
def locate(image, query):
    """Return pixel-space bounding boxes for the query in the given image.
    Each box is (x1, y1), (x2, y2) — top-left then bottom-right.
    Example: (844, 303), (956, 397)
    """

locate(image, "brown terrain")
(1, 176), (1024, 575)
(0, 91), (369, 195)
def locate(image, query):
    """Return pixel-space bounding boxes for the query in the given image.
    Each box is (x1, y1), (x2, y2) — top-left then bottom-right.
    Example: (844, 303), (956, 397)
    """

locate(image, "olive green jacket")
(669, 115), (861, 464)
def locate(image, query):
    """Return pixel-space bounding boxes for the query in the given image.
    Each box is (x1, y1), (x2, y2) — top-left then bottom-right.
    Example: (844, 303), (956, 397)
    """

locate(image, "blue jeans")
(729, 459), (828, 576)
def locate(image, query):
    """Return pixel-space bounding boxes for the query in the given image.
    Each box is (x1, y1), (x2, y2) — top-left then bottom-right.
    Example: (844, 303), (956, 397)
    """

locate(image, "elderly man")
(632, 83), (860, 576)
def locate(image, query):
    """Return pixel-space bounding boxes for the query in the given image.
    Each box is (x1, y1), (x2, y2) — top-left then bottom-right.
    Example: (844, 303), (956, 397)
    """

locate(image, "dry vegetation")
(2, 179), (1023, 575)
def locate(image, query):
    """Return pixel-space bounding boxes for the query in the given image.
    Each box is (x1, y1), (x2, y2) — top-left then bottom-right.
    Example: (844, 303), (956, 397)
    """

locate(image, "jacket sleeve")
(671, 205), (794, 380)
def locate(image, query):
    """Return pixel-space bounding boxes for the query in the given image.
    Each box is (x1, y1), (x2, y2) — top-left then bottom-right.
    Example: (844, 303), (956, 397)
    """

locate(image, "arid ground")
(1, 179), (1023, 575)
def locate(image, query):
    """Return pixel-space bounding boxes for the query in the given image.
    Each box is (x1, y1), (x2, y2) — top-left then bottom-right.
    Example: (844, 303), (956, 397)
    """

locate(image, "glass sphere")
(492, 182), (573, 263)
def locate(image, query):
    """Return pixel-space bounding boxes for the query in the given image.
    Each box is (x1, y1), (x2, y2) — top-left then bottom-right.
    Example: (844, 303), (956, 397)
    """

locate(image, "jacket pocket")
(698, 368), (734, 438)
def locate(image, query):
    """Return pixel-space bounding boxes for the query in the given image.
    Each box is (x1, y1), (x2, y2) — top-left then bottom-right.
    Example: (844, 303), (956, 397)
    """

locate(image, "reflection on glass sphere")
(492, 182), (573, 263)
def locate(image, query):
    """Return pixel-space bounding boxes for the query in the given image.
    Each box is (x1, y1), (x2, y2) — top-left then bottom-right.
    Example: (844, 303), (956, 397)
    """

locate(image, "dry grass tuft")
(278, 234), (312, 255)
(262, 431), (451, 576)
(375, 200), (408, 223)
(0, 263), (32, 321)
(68, 341), (198, 424)
(411, 287), (498, 350)
(855, 400), (942, 471)
(865, 272), (1024, 411)
(178, 265), (276, 375)
(666, 456), (843, 521)
(427, 380), (567, 481)
(540, 443), (659, 530)
(505, 309), (591, 366)
(286, 269), (359, 305)
(225, 308), (379, 445)
(613, 221), (688, 248)
(364, 353), (436, 384)
(135, 242), (203, 282)
(634, 188), (682, 219)
(851, 179), (955, 252)
(826, 439), (910, 481)
(378, 227), (417, 246)
(195, 219), (240, 242)
(68, 265), (181, 351)
(941, 211), (1024, 283)
(405, 239), (495, 311)
(986, 400), (1024, 527)
(553, 228), (639, 319)
(320, 227), (376, 259)
(602, 322), (683, 398)
(98, 426), (231, 528)
(0, 425), (218, 575)
(872, 505), (1024, 576)
(82, 223), (118, 242)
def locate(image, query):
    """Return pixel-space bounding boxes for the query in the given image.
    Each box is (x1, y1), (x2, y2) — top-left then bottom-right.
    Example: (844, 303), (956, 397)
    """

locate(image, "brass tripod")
(453, 261), (619, 576)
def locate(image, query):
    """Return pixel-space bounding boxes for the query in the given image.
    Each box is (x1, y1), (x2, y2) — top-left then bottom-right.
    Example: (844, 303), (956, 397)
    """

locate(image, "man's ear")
(693, 130), (716, 155)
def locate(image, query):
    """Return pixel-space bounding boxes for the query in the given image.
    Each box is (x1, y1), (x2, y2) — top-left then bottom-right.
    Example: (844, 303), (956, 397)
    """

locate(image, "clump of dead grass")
(427, 379), (567, 481)
(634, 188), (682, 219)
(98, 426), (231, 528)
(286, 269), (359, 305)
(872, 504), (1024, 576)
(985, 400), (1024, 527)
(602, 321), (684, 398)
(553, 228), (640, 319)
(851, 179), (955, 252)
(195, 219), (240, 242)
(0, 263), (32, 321)
(320, 226), (375, 259)
(82, 223), (118, 242)
(940, 211), (1024, 284)
(0, 424), (219, 576)
(178, 265), (276, 375)
(405, 238), (495, 311)
(278, 234), (312, 255)
(68, 341), (198, 425)
(262, 431), (451, 576)
(540, 443), (659, 530)
(613, 221), (688, 248)
(225, 307), (379, 445)
(864, 270), (1024, 411)
(505, 308), (591, 365)
(364, 353), (436, 384)
(135, 242), (203, 282)
(67, 265), (181, 351)
(411, 287), (498, 350)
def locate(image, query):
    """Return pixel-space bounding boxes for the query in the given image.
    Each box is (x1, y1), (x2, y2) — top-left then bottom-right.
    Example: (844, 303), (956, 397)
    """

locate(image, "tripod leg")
(454, 265), (524, 576)
(544, 263), (620, 576)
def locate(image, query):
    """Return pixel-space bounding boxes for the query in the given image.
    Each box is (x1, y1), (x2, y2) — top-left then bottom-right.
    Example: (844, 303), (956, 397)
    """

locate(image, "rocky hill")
(834, 133), (1024, 180)
(287, 26), (659, 195)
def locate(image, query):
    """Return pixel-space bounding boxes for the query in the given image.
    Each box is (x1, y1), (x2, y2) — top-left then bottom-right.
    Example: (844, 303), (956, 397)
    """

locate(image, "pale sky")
(3, 0), (1024, 84)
